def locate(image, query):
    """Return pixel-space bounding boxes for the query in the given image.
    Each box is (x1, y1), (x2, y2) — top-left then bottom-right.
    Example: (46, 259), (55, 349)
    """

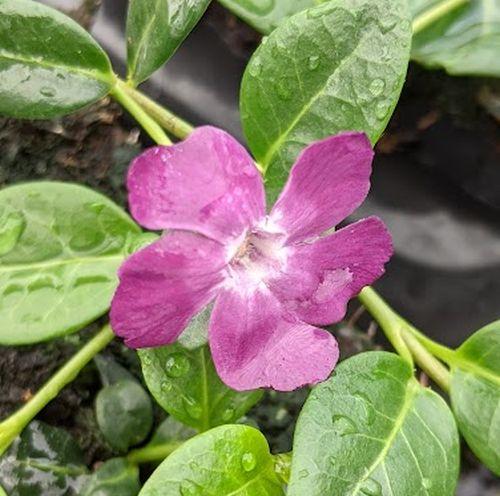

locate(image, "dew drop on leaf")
(183, 396), (202, 419)
(40, 86), (56, 98)
(180, 480), (198, 496)
(298, 469), (309, 479)
(0, 210), (25, 256)
(369, 78), (385, 97)
(165, 352), (191, 378)
(308, 55), (320, 70)
(249, 58), (262, 77)
(331, 415), (357, 436)
(360, 478), (382, 496)
(423, 478), (433, 489)
(241, 452), (257, 472)
(222, 407), (235, 422)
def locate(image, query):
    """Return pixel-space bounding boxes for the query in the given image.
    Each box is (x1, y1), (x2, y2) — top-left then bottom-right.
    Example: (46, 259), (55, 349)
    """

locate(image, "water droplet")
(0, 210), (25, 256)
(353, 393), (376, 425)
(180, 480), (198, 496)
(276, 78), (291, 100)
(360, 478), (382, 496)
(165, 353), (190, 378)
(379, 15), (398, 33)
(86, 202), (105, 214)
(241, 452), (256, 472)
(56, 72), (66, 80)
(332, 415), (357, 436)
(308, 55), (320, 70)
(40, 86), (56, 97)
(375, 101), (390, 120)
(183, 397), (202, 419)
(298, 469), (309, 479)
(369, 79), (385, 97)
(422, 478), (433, 489)
(249, 58), (262, 77)
(222, 407), (235, 422)
(160, 380), (172, 392)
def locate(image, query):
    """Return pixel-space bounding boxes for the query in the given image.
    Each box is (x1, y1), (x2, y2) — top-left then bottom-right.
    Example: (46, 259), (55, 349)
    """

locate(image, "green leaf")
(289, 352), (460, 496)
(0, 182), (141, 345)
(148, 417), (197, 448)
(94, 354), (137, 386)
(0, 421), (88, 496)
(138, 424), (284, 495)
(126, 0), (211, 86)
(96, 380), (153, 453)
(0, 0), (114, 119)
(139, 343), (263, 430)
(240, 0), (412, 203)
(411, 0), (500, 77)
(81, 458), (140, 496)
(218, 0), (315, 34)
(449, 321), (500, 475)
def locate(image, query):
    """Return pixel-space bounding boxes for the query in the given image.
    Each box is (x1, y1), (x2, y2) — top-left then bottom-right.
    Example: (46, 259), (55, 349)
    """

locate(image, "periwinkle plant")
(0, 0), (498, 495)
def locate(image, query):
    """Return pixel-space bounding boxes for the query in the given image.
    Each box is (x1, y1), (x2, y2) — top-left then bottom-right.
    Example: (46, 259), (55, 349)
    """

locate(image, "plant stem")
(412, 0), (469, 34)
(401, 329), (451, 392)
(358, 287), (413, 365)
(358, 287), (452, 391)
(110, 79), (172, 145)
(127, 441), (181, 464)
(0, 325), (114, 456)
(120, 80), (194, 140)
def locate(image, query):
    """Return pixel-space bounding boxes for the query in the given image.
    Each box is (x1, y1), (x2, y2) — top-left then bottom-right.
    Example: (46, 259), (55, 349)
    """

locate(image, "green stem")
(120, 80), (194, 140)
(412, 0), (469, 34)
(110, 79), (172, 145)
(359, 288), (452, 391)
(127, 442), (181, 464)
(401, 330), (451, 392)
(0, 325), (114, 456)
(404, 324), (457, 366)
(358, 287), (413, 365)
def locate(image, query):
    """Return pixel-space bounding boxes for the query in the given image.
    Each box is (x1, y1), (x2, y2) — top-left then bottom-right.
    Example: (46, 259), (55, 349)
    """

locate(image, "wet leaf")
(0, 0), (114, 119)
(138, 424), (284, 495)
(96, 380), (153, 453)
(148, 417), (196, 448)
(411, 0), (500, 77)
(0, 421), (88, 496)
(289, 352), (460, 495)
(139, 343), (263, 430)
(218, 0), (315, 34)
(240, 0), (412, 203)
(0, 182), (142, 345)
(81, 458), (140, 496)
(126, 0), (211, 85)
(449, 321), (500, 475)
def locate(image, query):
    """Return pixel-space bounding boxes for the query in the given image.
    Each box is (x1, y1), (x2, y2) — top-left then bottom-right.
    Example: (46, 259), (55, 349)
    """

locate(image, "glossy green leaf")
(218, 0), (315, 34)
(94, 354), (137, 386)
(148, 417), (197, 448)
(411, 0), (500, 77)
(289, 352), (460, 495)
(81, 458), (140, 496)
(96, 380), (153, 453)
(0, 421), (88, 496)
(139, 424), (284, 495)
(126, 0), (211, 86)
(0, 182), (142, 345)
(139, 343), (263, 430)
(0, 0), (114, 119)
(240, 0), (412, 203)
(449, 321), (500, 475)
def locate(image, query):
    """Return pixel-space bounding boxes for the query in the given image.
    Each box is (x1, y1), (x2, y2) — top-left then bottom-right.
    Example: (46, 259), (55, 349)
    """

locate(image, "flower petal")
(269, 217), (393, 325)
(110, 231), (227, 348)
(209, 286), (339, 391)
(270, 132), (373, 243)
(127, 126), (265, 242)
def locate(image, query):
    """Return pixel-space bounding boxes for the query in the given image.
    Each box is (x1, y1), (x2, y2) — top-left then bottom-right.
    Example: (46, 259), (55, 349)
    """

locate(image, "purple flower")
(110, 126), (393, 391)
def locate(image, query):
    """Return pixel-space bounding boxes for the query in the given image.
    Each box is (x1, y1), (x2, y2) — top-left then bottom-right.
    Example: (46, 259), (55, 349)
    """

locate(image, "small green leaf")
(96, 380), (153, 453)
(0, 182), (141, 345)
(139, 343), (263, 430)
(449, 321), (500, 475)
(148, 417), (197, 448)
(240, 0), (412, 203)
(218, 0), (315, 34)
(139, 424), (284, 495)
(81, 458), (140, 496)
(0, 0), (114, 119)
(126, 0), (211, 86)
(411, 0), (500, 77)
(0, 421), (88, 496)
(289, 352), (460, 495)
